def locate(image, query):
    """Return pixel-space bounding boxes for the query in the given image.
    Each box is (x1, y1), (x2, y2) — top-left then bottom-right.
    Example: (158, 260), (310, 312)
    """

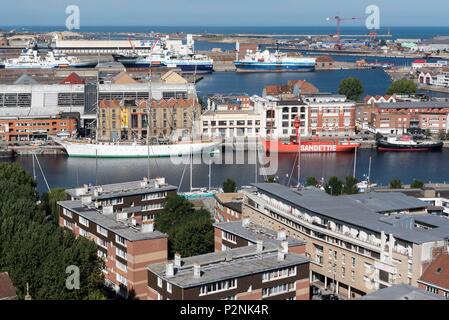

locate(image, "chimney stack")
(193, 263), (201, 278)
(166, 263), (174, 278)
(277, 230), (287, 241)
(277, 249), (286, 261)
(256, 239), (264, 253)
(141, 222), (154, 233)
(174, 253), (182, 267)
(281, 241), (289, 254)
(242, 218), (250, 228)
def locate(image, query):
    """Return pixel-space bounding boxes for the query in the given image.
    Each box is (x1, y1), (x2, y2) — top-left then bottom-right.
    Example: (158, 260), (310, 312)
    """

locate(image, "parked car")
(321, 294), (339, 300)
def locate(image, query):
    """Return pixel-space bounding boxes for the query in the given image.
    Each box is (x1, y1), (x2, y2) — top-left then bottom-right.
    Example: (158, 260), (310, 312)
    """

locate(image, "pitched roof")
(419, 254), (449, 290)
(288, 80), (319, 94)
(59, 72), (85, 84)
(112, 71), (138, 84)
(358, 284), (444, 300)
(14, 73), (38, 85)
(161, 70), (188, 84)
(0, 272), (17, 300)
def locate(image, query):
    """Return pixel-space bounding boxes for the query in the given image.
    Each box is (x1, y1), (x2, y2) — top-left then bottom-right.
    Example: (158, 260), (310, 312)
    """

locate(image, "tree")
(387, 79), (417, 96)
(306, 176), (318, 187)
(343, 176), (359, 195)
(223, 179), (237, 193)
(325, 176), (343, 196)
(40, 188), (67, 224)
(339, 77), (364, 101)
(155, 195), (214, 257)
(411, 179), (424, 189)
(0, 163), (105, 300)
(389, 179), (403, 189)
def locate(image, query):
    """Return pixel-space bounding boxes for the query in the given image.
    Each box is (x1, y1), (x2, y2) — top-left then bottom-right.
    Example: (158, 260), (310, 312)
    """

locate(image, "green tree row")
(0, 163), (105, 300)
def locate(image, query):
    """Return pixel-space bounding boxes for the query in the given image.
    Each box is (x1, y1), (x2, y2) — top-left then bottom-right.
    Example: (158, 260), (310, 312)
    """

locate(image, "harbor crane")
(326, 16), (360, 49)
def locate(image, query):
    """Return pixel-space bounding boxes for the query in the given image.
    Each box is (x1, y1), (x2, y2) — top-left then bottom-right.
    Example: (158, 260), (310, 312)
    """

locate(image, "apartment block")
(241, 183), (449, 299)
(147, 242), (310, 300)
(213, 193), (244, 222)
(214, 219), (306, 254)
(65, 178), (177, 226)
(58, 199), (168, 299)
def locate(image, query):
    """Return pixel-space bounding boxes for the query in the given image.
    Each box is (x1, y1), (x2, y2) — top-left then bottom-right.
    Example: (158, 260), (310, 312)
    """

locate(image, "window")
(96, 237), (108, 249)
(142, 203), (163, 211)
(342, 267), (346, 277)
(262, 267), (297, 282)
(102, 197), (123, 206)
(63, 208), (73, 218)
(116, 273), (128, 286)
(351, 257), (356, 268)
(79, 216), (89, 227)
(222, 231), (237, 243)
(116, 235), (127, 247)
(341, 253), (346, 265)
(199, 279), (237, 296)
(157, 277), (163, 288)
(262, 282), (295, 298)
(167, 283), (172, 294)
(79, 228), (89, 238)
(142, 192), (167, 201)
(116, 260), (127, 272)
(63, 219), (73, 230)
(97, 250), (106, 259)
(427, 286), (438, 294)
(351, 271), (355, 282)
(116, 247), (127, 260)
(97, 226), (108, 237)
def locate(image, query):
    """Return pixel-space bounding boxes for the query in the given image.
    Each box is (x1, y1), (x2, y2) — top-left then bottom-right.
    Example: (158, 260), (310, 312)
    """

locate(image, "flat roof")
(214, 193), (244, 213)
(148, 244), (309, 288)
(66, 179), (177, 200)
(251, 183), (446, 244)
(58, 200), (168, 242)
(358, 284), (444, 300)
(377, 102), (449, 109)
(214, 220), (305, 247)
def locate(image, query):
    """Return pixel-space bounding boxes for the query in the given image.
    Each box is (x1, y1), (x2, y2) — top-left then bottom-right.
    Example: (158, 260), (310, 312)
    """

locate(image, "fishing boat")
(376, 135), (443, 152)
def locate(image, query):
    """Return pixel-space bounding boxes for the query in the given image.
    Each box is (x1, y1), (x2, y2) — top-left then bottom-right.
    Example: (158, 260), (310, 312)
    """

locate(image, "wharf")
(11, 145), (67, 155)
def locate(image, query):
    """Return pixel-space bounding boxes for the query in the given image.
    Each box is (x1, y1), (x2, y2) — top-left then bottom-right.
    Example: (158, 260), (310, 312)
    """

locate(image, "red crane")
(326, 16), (360, 50)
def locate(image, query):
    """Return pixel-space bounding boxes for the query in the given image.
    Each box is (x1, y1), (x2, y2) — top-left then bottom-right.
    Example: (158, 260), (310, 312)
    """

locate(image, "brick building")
(59, 178), (177, 299)
(147, 243), (310, 300)
(213, 193), (244, 222)
(418, 254), (449, 298)
(0, 113), (78, 141)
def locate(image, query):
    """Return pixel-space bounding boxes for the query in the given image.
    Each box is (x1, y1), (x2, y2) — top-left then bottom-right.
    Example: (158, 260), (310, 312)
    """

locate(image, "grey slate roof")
(358, 284), (444, 300)
(148, 244), (309, 288)
(251, 183), (448, 244)
(66, 179), (177, 200)
(14, 74), (38, 85)
(214, 221), (305, 247)
(58, 200), (167, 242)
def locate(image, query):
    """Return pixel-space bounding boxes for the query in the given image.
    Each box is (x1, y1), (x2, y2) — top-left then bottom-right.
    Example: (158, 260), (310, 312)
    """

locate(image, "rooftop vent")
(193, 263), (201, 278)
(256, 240), (264, 253)
(174, 253), (182, 267)
(166, 263), (174, 278)
(242, 218), (251, 228)
(281, 240), (289, 254)
(102, 206), (113, 215)
(277, 230), (287, 241)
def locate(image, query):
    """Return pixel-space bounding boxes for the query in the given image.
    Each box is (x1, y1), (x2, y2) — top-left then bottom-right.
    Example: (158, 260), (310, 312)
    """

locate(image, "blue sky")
(1, 0), (448, 27)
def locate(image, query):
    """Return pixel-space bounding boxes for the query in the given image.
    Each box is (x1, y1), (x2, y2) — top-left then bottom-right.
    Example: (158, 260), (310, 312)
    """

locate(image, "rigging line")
(178, 162), (188, 190)
(287, 153), (298, 187)
(34, 153), (50, 192)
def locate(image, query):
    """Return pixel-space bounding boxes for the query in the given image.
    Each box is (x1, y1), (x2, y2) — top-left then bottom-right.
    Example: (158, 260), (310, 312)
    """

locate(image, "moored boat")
(0, 148), (15, 159)
(376, 135), (443, 152)
(56, 139), (220, 158)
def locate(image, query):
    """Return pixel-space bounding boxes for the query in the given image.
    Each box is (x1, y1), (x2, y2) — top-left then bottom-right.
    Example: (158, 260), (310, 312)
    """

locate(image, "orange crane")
(326, 16), (360, 50)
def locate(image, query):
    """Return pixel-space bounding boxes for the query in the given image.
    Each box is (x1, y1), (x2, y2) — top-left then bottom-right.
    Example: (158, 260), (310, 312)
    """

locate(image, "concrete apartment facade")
(213, 193), (244, 222)
(241, 183), (449, 299)
(147, 243), (310, 300)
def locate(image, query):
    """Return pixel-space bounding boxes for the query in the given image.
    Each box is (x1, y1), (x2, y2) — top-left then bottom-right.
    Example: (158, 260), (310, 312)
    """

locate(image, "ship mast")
(147, 60), (153, 180)
(294, 115), (301, 187)
(190, 64), (197, 192)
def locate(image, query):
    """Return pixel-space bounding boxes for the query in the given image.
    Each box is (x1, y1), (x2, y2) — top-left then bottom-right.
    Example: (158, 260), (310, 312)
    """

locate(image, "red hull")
(262, 139), (360, 153)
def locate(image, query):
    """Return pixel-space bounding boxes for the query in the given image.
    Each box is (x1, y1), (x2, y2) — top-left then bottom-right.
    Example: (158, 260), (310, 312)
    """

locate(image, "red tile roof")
(59, 72), (85, 85)
(315, 56), (334, 63)
(0, 272), (17, 300)
(419, 254), (449, 290)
